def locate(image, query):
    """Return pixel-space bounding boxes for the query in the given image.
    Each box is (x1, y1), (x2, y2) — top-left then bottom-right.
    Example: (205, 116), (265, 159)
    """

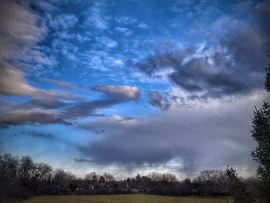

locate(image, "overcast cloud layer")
(0, 0), (270, 179)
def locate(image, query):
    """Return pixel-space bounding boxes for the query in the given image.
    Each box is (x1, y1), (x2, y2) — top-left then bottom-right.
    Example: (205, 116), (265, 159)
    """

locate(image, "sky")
(0, 0), (270, 180)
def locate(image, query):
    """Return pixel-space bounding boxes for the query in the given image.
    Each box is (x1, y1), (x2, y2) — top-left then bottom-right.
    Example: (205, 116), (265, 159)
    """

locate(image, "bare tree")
(103, 172), (114, 183)
(194, 170), (229, 196)
(18, 155), (35, 187)
(52, 169), (75, 192)
(0, 153), (19, 185)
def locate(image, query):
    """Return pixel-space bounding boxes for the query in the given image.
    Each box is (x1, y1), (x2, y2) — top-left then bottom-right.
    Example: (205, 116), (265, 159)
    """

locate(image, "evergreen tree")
(226, 166), (255, 203)
(251, 56), (270, 202)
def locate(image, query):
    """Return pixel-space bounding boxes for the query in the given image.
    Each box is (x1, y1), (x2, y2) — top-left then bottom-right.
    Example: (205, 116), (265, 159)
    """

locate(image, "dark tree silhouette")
(194, 170), (229, 196)
(226, 166), (255, 203)
(251, 55), (270, 202)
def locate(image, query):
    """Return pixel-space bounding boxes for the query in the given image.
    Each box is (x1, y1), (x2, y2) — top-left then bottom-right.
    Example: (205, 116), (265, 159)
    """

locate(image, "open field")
(13, 194), (233, 203)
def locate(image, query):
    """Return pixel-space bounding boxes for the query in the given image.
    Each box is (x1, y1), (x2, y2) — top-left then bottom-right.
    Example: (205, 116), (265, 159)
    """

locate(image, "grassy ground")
(13, 194), (233, 203)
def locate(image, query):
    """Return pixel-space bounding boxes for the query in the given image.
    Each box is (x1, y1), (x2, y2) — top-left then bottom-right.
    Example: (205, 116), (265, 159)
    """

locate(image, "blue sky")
(0, 0), (270, 180)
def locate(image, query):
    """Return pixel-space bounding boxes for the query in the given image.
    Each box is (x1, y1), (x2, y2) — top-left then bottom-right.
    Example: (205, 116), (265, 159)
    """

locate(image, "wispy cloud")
(47, 79), (78, 90)
(137, 22), (149, 29)
(31, 132), (53, 139)
(74, 157), (96, 163)
(47, 13), (78, 30)
(114, 27), (133, 36)
(97, 36), (118, 48)
(115, 16), (137, 25)
(94, 85), (140, 100)
(83, 2), (109, 29)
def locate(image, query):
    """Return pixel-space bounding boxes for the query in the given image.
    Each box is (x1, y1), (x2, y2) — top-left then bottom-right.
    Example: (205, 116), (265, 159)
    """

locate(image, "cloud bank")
(77, 93), (264, 175)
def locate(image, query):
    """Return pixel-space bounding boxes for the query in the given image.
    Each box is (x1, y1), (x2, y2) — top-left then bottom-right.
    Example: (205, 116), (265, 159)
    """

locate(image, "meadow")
(13, 194), (232, 203)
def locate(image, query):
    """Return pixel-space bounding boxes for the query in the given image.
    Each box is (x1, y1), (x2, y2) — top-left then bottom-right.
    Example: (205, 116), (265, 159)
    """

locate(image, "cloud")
(0, 0), (46, 60)
(47, 79), (77, 90)
(0, 108), (67, 126)
(149, 92), (172, 111)
(61, 85), (140, 119)
(74, 158), (96, 163)
(94, 85), (140, 100)
(114, 27), (133, 36)
(54, 31), (90, 43)
(83, 2), (108, 29)
(0, 61), (81, 101)
(97, 36), (118, 48)
(134, 3), (270, 99)
(62, 99), (119, 119)
(26, 97), (68, 109)
(134, 49), (192, 76)
(47, 13), (78, 30)
(78, 94), (263, 175)
(0, 0), (57, 76)
(131, 1), (270, 101)
(0, 61), (40, 96)
(137, 22), (149, 29)
(31, 132), (53, 139)
(115, 16), (137, 25)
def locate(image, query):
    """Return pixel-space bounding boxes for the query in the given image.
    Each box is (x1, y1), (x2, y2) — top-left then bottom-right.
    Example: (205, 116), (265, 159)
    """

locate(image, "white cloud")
(83, 2), (109, 30)
(114, 27), (133, 36)
(48, 13), (78, 30)
(115, 16), (137, 25)
(138, 22), (149, 29)
(114, 59), (124, 66)
(97, 36), (118, 48)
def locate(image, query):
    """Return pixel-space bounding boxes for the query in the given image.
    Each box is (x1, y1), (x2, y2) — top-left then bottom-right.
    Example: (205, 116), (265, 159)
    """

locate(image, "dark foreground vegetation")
(0, 153), (263, 202)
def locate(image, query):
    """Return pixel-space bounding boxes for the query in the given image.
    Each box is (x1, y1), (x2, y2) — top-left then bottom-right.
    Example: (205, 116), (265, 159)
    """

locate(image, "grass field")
(13, 194), (233, 203)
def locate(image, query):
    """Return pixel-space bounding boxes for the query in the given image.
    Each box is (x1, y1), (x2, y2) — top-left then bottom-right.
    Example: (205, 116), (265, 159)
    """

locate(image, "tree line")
(0, 153), (263, 202)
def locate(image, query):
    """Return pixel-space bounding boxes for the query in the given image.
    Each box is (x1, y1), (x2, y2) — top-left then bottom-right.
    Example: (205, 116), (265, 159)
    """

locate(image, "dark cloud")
(28, 97), (68, 109)
(31, 132), (53, 139)
(62, 99), (121, 119)
(134, 49), (192, 76)
(254, 0), (270, 52)
(77, 95), (263, 174)
(0, 108), (69, 126)
(74, 158), (96, 163)
(134, 1), (270, 100)
(0, 93), (138, 126)
(56, 85), (141, 119)
(93, 85), (140, 100)
(169, 53), (258, 98)
(149, 91), (172, 111)
(0, 96), (69, 126)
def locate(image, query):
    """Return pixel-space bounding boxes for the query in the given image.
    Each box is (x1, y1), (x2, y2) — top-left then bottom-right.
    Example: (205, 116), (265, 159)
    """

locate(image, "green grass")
(13, 194), (233, 203)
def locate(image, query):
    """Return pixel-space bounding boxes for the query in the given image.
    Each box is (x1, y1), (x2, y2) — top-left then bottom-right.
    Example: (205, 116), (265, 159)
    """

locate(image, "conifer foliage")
(251, 55), (270, 202)
(226, 166), (255, 203)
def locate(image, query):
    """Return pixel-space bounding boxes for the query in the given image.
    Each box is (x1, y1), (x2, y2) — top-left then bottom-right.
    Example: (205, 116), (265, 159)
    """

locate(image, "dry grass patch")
(13, 194), (232, 203)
